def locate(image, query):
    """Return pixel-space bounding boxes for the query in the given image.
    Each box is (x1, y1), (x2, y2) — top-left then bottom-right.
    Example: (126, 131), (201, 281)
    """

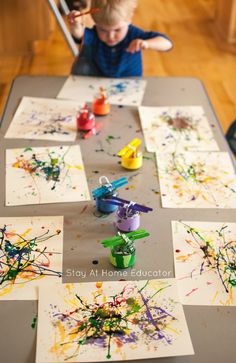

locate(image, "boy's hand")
(126, 39), (148, 53)
(67, 10), (84, 40)
(67, 10), (82, 25)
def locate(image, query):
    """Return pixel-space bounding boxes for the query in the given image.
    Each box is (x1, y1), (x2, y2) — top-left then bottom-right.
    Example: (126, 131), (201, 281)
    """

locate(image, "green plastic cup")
(110, 249), (136, 269)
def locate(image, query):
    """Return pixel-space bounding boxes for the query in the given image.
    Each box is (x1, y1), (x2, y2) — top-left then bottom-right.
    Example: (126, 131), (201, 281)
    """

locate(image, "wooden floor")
(0, 0), (236, 132)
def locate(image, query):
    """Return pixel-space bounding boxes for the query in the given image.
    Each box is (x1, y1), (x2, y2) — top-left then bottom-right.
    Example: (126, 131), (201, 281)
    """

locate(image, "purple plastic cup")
(115, 206), (140, 232)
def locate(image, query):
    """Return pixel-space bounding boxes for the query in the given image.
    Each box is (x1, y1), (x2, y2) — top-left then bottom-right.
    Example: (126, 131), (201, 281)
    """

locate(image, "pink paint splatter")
(185, 288), (199, 297)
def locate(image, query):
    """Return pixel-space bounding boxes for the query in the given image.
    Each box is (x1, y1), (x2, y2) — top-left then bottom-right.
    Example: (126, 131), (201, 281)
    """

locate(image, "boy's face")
(96, 21), (129, 47)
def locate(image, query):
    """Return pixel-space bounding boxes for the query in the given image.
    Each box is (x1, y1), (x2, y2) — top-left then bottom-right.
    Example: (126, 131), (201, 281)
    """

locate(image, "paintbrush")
(74, 7), (100, 18)
(83, 122), (103, 139)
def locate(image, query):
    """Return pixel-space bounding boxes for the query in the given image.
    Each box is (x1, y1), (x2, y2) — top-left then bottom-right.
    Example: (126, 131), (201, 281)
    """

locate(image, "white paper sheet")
(156, 151), (236, 208)
(5, 97), (81, 141)
(6, 145), (90, 205)
(172, 220), (236, 305)
(139, 105), (219, 152)
(36, 279), (194, 362)
(0, 216), (63, 300)
(57, 76), (147, 106)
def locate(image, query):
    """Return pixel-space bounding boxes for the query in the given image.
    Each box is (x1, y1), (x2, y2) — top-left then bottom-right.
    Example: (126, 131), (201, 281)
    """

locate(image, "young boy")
(68, 0), (172, 77)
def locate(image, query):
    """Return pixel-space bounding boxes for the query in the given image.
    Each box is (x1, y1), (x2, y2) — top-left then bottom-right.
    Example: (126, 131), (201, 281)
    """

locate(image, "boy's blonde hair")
(91, 0), (137, 26)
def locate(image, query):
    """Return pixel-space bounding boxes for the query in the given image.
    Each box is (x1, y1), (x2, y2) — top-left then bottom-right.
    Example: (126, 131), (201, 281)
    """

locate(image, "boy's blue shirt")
(79, 24), (170, 77)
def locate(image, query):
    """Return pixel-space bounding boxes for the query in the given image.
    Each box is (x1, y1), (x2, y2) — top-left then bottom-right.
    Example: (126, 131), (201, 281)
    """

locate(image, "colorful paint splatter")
(5, 97), (80, 141)
(57, 76), (147, 106)
(139, 106), (219, 152)
(172, 221), (236, 305)
(0, 216), (63, 300)
(12, 148), (65, 191)
(36, 279), (194, 362)
(6, 145), (90, 205)
(157, 151), (236, 208)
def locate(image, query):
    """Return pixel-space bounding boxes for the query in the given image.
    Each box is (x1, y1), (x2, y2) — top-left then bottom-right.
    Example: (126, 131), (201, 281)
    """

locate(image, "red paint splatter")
(115, 338), (123, 348)
(185, 288), (198, 297)
(80, 205), (88, 214)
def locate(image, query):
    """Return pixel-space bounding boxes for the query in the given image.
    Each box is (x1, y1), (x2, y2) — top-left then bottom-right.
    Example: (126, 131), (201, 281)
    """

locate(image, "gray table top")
(0, 75), (235, 363)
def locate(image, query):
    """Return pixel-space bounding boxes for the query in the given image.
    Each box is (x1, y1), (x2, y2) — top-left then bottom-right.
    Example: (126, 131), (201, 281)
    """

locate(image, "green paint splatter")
(143, 156), (153, 160)
(31, 315), (38, 329)
(106, 136), (115, 144)
(105, 135), (121, 144)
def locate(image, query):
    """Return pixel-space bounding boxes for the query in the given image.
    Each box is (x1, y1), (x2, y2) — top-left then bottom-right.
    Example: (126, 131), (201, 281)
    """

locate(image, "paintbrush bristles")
(74, 7), (100, 18)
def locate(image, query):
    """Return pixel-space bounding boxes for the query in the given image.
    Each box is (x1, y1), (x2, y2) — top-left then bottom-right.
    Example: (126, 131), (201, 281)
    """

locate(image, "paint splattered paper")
(6, 145), (90, 206)
(0, 216), (63, 300)
(5, 97), (81, 142)
(172, 221), (236, 306)
(139, 105), (219, 152)
(36, 279), (194, 362)
(156, 151), (236, 208)
(57, 76), (147, 106)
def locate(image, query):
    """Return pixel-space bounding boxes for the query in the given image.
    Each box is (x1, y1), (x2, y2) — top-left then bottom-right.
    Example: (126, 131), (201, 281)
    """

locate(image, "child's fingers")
(126, 40), (143, 53)
(67, 10), (81, 24)
(141, 40), (148, 49)
(135, 40), (142, 52)
(126, 44), (132, 53)
(126, 40), (137, 53)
